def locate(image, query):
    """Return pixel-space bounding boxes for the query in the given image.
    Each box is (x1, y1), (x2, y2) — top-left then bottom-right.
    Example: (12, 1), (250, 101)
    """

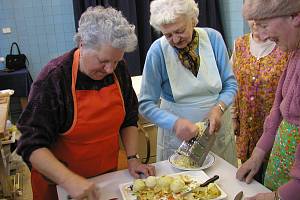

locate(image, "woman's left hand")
(244, 192), (276, 200)
(207, 105), (223, 134)
(127, 159), (156, 178)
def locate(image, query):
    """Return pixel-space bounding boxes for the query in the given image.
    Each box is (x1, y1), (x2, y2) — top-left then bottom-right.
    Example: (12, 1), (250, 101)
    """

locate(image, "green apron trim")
(264, 119), (300, 190)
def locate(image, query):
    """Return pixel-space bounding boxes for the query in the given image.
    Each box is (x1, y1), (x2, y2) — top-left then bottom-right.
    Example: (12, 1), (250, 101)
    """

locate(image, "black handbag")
(6, 42), (27, 71)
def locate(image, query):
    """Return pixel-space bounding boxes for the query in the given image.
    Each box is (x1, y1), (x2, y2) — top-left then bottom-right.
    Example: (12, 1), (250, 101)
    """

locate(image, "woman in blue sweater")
(139, 0), (238, 165)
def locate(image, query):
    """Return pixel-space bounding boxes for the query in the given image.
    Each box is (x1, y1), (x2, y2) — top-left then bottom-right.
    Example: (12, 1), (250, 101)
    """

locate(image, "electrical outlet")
(2, 27), (12, 34)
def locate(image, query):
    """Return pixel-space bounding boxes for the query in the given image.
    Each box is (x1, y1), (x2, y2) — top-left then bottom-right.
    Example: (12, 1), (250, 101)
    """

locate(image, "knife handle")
(200, 175), (219, 187)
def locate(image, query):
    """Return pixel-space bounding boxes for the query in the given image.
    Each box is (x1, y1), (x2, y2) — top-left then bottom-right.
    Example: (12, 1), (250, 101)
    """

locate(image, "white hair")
(74, 6), (137, 52)
(150, 0), (199, 31)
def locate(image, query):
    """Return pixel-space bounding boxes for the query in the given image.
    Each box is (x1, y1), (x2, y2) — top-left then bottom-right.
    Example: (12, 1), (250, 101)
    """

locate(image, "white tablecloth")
(57, 153), (270, 199)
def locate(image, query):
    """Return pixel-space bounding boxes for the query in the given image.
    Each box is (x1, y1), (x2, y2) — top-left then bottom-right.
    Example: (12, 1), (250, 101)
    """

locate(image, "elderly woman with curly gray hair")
(139, 0), (238, 165)
(16, 6), (155, 200)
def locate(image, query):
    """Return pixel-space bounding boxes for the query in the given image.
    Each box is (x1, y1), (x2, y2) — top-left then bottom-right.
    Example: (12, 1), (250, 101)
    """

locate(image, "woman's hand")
(29, 148), (100, 199)
(62, 174), (100, 200)
(173, 118), (198, 141)
(207, 105), (223, 134)
(127, 159), (156, 178)
(244, 192), (276, 200)
(236, 148), (266, 184)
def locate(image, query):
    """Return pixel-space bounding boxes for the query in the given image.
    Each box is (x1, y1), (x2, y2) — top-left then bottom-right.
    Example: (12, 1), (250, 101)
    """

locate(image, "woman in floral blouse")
(231, 21), (289, 168)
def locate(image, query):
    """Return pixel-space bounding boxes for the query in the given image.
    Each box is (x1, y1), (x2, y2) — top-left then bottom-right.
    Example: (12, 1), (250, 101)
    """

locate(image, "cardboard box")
(0, 90), (14, 138)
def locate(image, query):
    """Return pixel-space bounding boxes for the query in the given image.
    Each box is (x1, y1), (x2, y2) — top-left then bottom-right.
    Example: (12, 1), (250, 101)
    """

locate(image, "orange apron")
(31, 49), (125, 200)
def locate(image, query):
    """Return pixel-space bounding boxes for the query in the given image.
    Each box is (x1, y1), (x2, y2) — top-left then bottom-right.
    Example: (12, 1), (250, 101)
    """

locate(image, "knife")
(234, 191), (243, 200)
(182, 175), (219, 196)
(200, 175), (219, 187)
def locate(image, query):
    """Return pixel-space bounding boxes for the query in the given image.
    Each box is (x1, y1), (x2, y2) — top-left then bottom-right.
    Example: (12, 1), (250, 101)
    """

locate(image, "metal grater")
(175, 119), (216, 167)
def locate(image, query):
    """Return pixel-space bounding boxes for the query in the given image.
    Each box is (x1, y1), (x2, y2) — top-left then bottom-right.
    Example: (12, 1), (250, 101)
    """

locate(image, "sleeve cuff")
(278, 179), (300, 200)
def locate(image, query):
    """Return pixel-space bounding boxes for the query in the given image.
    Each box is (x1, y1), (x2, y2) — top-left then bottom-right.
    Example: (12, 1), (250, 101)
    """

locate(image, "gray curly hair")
(150, 0), (199, 31)
(74, 6), (137, 52)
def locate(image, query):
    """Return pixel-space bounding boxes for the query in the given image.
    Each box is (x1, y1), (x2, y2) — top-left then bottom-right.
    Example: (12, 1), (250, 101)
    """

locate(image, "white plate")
(169, 152), (215, 171)
(119, 171), (227, 200)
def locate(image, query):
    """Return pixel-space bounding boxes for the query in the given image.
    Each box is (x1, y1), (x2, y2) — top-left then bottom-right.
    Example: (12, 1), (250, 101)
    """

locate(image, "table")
(0, 68), (33, 110)
(0, 68), (32, 97)
(57, 153), (270, 199)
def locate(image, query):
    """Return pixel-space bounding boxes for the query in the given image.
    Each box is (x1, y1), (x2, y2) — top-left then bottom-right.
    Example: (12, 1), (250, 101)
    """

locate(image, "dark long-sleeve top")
(16, 48), (139, 165)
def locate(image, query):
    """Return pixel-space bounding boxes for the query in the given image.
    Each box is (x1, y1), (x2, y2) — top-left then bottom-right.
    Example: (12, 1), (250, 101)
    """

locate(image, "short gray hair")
(74, 6), (137, 52)
(150, 0), (199, 31)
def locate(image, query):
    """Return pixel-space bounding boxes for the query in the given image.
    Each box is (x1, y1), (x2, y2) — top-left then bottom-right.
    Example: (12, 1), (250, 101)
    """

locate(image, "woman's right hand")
(29, 148), (100, 199)
(236, 148), (266, 184)
(63, 174), (100, 200)
(173, 118), (198, 141)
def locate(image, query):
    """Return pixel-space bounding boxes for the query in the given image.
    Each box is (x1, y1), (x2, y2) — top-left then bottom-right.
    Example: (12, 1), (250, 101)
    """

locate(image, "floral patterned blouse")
(232, 33), (289, 162)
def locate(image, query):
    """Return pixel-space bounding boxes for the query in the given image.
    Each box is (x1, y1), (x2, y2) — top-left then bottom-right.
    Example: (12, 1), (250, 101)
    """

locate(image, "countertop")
(57, 153), (270, 199)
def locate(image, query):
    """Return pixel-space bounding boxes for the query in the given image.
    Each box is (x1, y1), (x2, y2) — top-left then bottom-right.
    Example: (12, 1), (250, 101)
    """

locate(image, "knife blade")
(234, 191), (243, 200)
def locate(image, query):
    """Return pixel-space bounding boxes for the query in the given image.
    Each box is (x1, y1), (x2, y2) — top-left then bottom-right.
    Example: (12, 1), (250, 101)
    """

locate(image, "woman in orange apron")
(16, 6), (155, 200)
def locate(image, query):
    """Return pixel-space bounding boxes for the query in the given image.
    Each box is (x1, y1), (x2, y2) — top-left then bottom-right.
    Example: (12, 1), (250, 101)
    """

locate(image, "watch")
(127, 154), (140, 160)
(217, 103), (225, 113)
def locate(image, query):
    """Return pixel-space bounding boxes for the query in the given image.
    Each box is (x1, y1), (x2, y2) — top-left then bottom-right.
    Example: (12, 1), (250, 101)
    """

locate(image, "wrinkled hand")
(232, 118), (240, 136)
(244, 192), (276, 200)
(173, 118), (198, 141)
(236, 148), (266, 184)
(62, 174), (100, 200)
(128, 159), (155, 178)
(207, 106), (223, 134)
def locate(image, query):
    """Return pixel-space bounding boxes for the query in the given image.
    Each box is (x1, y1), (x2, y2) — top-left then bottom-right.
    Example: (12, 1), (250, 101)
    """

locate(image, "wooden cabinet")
(118, 75), (158, 164)
(119, 116), (157, 165)
(137, 115), (157, 164)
